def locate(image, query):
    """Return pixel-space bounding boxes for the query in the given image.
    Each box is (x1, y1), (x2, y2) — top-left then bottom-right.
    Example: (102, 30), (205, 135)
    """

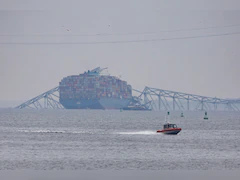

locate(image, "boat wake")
(18, 129), (158, 135)
(18, 129), (105, 135)
(18, 129), (65, 134)
(116, 131), (157, 135)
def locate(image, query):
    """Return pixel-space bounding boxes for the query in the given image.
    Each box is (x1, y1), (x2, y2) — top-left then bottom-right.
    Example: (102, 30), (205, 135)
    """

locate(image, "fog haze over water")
(1, 0), (240, 108)
(0, 109), (240, 171)
(1, 1), (240, 178)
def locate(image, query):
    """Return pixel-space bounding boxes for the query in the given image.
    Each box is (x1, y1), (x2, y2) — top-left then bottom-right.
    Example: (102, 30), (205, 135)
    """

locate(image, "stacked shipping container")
(59, 74), (132, 101)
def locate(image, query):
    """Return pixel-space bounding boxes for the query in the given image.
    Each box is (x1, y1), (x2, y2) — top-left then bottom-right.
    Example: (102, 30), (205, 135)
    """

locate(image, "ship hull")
(122, 107), (151, 111)
(60, 98), (130, 110)
(156, 128), (181, 135)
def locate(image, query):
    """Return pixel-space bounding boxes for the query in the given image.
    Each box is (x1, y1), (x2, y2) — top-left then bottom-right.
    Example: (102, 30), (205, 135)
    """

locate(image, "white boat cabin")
(164, 123), (178, 129)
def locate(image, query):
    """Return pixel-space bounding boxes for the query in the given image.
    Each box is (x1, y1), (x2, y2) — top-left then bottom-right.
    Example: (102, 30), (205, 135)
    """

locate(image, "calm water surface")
(0, 109), (240, 170)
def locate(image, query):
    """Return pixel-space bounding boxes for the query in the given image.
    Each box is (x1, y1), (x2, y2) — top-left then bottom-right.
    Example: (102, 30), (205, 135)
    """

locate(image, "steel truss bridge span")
(15, 86), (240, 111)
(15, 87), (63, 109)
(133, 86), (240, 111)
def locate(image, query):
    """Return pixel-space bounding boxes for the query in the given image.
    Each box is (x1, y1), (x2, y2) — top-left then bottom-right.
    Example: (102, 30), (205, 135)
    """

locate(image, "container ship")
(59, 67), (132, 109)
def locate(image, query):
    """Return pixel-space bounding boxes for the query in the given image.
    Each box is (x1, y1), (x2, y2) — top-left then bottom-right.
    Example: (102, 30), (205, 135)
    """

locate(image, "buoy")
(120, 108), (123, 112)
(165, 111), (170, 122)
(180, 112), (184, 117)
(203, 111), (208, 120)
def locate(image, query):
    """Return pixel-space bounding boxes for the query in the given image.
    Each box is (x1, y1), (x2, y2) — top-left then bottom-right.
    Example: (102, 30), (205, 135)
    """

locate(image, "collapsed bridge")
(15, 86), (240, 111)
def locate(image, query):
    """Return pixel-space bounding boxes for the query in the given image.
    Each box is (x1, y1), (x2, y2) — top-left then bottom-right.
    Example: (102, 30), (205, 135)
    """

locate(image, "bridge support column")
(144, 92), (147, 105)
(173, 95), (175, 111)
(158, 94), (161, 111)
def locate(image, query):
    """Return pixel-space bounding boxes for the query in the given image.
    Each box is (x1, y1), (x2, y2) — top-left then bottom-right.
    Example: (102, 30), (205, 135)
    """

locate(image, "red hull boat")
(157, 123), (181, 135)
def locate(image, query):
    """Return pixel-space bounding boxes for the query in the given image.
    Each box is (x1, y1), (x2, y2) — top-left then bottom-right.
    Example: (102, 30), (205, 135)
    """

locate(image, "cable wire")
(0, 24), (240, 37)
(0, 31), (239, 45)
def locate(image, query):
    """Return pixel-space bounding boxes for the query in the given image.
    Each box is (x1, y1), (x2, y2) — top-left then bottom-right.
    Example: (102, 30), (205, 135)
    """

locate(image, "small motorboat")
(156, 123), (181, 135)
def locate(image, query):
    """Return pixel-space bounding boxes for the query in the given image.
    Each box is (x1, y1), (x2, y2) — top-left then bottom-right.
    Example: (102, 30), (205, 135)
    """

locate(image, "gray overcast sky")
(1, 0), (240, 107)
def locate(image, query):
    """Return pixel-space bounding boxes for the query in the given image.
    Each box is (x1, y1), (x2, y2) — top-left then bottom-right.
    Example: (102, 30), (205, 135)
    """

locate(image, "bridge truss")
(15, 86), (240, 111)
(15, 87), (63, 109)
(133, 86), (240, 111)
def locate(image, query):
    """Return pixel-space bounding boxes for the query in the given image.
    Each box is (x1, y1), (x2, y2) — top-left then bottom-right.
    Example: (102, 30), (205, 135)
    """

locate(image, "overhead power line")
(0, 24), (240, 37)
(0, 31), (239, 45)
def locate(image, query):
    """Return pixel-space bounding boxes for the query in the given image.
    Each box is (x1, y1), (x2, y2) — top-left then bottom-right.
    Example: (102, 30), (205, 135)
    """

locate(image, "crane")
(88, 67), (108, 75)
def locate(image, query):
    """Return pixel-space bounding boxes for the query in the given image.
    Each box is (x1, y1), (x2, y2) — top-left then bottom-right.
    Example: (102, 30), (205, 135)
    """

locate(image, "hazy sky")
(1, 0), (240, 107)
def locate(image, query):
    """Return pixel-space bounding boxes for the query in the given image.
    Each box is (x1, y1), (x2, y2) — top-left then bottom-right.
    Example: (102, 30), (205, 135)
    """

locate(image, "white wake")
(116, 131), (157, 135)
